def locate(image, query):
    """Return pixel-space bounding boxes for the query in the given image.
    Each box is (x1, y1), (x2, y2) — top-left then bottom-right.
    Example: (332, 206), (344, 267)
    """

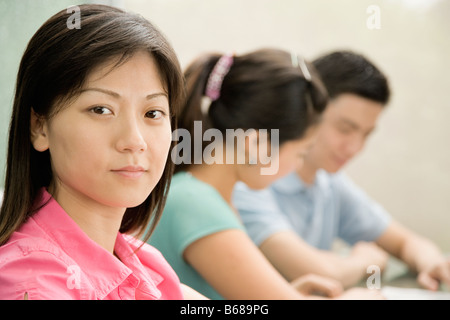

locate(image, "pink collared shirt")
(0, 189), (184, 300)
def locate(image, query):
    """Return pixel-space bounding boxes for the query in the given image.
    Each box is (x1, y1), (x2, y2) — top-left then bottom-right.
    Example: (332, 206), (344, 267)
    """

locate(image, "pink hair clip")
(201, 52), (234, 115)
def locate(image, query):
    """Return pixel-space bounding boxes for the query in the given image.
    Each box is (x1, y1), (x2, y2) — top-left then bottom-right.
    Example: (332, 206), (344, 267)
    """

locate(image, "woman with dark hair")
(148, 48), (385, 299)
(0, 4), (203, 300)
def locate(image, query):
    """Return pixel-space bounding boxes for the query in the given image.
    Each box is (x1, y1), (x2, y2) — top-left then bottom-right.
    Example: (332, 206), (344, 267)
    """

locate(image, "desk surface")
(382, 256), (419, 288)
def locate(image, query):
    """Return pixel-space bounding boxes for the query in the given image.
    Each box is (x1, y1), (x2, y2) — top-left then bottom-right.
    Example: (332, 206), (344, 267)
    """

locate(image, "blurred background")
(0, 0), (449, 251)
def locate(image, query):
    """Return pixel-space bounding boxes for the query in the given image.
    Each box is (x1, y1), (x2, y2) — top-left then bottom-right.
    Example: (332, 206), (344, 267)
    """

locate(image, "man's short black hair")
(312, 50), (390, 105)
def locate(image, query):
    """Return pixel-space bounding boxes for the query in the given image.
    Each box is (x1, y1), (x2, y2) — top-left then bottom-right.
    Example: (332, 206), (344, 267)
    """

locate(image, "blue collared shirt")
(233, 170), (391, 250)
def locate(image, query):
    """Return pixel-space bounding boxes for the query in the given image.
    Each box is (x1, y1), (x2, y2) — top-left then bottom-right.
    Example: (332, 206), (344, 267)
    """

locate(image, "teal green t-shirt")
(148, 171), (245, 300)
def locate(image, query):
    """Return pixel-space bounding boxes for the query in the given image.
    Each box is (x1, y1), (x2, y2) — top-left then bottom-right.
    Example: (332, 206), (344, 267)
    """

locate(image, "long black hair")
(0, 4), (184, 245)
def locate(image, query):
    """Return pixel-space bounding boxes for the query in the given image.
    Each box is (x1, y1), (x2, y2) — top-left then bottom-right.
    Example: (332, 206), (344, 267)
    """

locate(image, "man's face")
(305, 93), (384, 173)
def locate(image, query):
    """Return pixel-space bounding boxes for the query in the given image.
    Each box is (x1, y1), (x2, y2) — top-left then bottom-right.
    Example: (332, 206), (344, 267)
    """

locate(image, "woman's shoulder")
(153, 171), (244, 248)
(170, 171), (216, 193)
(0, 217), (76, 267)
(167, 171), (230, 210)
(0, 233), (86, 299)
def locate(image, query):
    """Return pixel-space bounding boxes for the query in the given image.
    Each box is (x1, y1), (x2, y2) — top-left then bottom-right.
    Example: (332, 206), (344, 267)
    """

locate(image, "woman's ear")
(30, 109), (49, 152)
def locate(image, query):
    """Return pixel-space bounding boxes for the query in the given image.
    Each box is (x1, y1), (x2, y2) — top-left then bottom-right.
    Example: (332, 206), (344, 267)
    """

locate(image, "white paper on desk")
(382, 286), (450, 300)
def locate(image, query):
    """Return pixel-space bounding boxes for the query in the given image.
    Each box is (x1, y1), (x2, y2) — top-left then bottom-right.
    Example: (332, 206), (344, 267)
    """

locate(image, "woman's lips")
(111, 166), (146, 178)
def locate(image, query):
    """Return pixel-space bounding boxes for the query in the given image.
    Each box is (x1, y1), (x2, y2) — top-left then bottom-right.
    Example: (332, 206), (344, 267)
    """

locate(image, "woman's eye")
(145, 110), (164, 119)
(90, 106), (112, 115)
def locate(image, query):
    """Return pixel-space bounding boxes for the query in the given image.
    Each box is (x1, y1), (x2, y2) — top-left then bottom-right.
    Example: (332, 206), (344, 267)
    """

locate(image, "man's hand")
(417, 259), (450, 291)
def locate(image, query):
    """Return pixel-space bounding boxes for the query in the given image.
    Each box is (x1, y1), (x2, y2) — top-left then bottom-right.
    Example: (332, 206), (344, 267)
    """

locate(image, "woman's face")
(31, 51), (172, 210)
(236, 126), (317, 190)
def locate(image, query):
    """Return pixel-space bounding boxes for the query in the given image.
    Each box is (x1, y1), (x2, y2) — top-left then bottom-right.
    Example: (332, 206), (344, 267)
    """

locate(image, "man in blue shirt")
(233, 50), (450, 290)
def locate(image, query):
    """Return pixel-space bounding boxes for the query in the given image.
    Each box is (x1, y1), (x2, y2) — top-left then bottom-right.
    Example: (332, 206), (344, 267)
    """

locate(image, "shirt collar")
(272, 169), (332, 195)
(32, 188), (162, 299)
(272, 172), (310, 194)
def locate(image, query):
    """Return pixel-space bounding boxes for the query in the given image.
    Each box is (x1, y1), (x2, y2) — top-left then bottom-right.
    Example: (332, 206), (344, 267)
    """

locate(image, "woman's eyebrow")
(79, 88), (168, 100)
(146, 92), (168, 100)
(79, 87), (120, 98)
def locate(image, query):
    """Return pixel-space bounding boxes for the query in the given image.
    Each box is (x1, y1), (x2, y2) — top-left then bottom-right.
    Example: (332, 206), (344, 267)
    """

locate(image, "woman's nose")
(115, 117), (147, 153)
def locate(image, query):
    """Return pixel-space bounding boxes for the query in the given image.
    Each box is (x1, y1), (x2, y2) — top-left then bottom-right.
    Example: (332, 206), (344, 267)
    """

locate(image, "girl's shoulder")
(158, 172), (244, 242)
(170, 171), (224, 201)
(0, 215), (77, 267)
(171, 171), (212, 190)
(0, 232), (87, 299)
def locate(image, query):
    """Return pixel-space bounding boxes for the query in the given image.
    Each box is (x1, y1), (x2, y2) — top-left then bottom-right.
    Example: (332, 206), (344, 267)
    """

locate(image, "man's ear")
(30, 109), (49, 152)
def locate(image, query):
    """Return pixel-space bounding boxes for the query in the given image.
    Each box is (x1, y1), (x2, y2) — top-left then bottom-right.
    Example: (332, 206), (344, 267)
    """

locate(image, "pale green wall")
(0, 0), (77, 187)
(0, 0), (122, 187)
